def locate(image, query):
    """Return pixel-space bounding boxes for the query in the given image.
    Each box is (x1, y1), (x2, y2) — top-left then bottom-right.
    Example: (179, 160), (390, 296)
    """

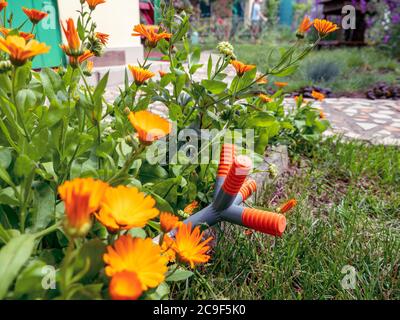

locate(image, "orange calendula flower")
(183, 200), (198, 215)
(60, 18), (81, 57)
(173, 222), (212, 269)
(69, 50), (94, 68)
(86, 0), (106, 10)
(274, 81), (288, 88)
(161, 234), (176, 263)
(104, 235), (168, 290)
(58, 178), (109, 237)
(109, 271), (142, 300)
(96, 32), (109, 45)
(128, 110), (171, 144)
(128, 65), (155, 85)
(22, 7), (48, 24)
(297, 16), (313, 37)
(159, 70), (167, 77)
(86, 60), (94, 72)
(313, 19), (339, 37)
(132, 24), (172, 47)
(231, 60), (256, 77)
(256, 74), (268, 84)
(0, 28), (34, 41)
(277, 199), (297, 214)
(311, 90), (325, 101)
(0, 1), (8, 12)
(160, 212), (181, 233)
(319, 111), (326, 119)
(96, 185), (159, 232)
(0, 35), (50, 66)
(259, 94), (272, 103)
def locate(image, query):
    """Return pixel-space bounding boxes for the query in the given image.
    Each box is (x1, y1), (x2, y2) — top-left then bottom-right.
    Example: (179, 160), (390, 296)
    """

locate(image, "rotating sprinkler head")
(175, 144), (287, 237)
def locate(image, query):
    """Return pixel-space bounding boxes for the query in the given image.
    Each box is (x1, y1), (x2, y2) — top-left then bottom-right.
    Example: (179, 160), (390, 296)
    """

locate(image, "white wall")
(57, 0), (143, 61)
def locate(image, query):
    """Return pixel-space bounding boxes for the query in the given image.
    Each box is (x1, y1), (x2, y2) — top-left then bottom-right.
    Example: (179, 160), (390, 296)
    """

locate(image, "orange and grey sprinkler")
(172, 144), (287, 237)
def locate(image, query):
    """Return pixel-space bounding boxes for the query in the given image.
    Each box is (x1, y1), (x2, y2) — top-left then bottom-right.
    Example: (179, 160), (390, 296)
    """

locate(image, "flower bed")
(0, 1), (336, 300)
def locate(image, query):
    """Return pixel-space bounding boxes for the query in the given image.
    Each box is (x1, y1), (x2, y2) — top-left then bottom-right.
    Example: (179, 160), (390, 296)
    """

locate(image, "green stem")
(107, 144), (146, 185)
(60, 239), (75, 299)
(12, 67), (31, 142)
(34, 221), (62, 239)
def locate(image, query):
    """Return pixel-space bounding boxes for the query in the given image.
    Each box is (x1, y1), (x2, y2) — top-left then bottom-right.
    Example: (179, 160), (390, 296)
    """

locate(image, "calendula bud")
(86, 34), (104, 57)
(123, 107), (131, 115)
(268, 163), (278, 178)
(177, 210), (190, 219)
(64, 219), (92, 238)
(217, 41), (234, 57)
(296, 32), (305, 39)
(0, 60), (12, 73)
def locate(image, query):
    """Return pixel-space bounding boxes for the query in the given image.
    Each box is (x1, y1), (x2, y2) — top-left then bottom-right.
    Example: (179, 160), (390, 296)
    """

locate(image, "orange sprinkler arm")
(173, 144), (288, 237)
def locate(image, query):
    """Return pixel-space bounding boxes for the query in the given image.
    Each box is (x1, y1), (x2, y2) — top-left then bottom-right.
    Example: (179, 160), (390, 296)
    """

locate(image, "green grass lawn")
(171, 137), (400, 299)
(201, 26), (399, 95)
(232, 44), (399, 95)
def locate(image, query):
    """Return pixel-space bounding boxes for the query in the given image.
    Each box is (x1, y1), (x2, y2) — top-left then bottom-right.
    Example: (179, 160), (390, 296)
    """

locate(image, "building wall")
(57, 0), (143, 68)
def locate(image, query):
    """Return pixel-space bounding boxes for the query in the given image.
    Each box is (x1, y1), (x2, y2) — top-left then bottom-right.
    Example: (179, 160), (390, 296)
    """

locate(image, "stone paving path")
(104, 52), (400, 146)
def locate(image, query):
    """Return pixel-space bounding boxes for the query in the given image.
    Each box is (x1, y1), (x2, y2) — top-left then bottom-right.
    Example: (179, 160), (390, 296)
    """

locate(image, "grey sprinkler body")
(173, 144), (287, 237)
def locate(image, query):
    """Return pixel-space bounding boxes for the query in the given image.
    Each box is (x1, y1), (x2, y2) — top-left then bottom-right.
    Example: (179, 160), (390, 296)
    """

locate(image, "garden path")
(104, 52), (400, 146)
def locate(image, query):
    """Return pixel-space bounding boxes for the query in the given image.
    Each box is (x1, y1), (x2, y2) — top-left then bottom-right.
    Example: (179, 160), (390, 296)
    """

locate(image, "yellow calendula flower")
(277, 199), (297, 214)
(259, 94), (272, 103)
(132, 24), (171, 48)
(128, 110), (171, 144)
(313, 19), (339, 37)
(160, 212), (181, 233)
(60, 18), (83, 57)
(161, 234), (176, 263)
(183, 200), (199, 215)
(311, 90), (325, 101)
(104, 235), (168, 290)
(109, 271), (143, 300)
(86, 0), (106, 10)
(297, 16), (313, 38)
(58, 178), (109, 237)
(95, 185), (159, 232)
(230, 60), (256, 77)
(173, 222), (213, 269)
(22, 7), (48, 24)
(0, 28), (34, 41)
(0, 1), (8, 13)
(274, 81), (288, 88)
(0, 35), (50, 66)
(128, 65), (155, 85)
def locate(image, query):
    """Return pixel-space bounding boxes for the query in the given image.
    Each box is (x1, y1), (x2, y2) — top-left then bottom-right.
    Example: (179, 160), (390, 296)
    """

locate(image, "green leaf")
(15, 89), (37, 113)
(273, 65), (298, 77)
(0, 224), (20, 244)
(0, 166), (14, 187)
(0, 187), (19, 206)
(207, 55), (212, 79)
(247, 112), (277, 128)
(146, 281), (170, 300)
(14, 154), (34, 178)
(0, 234), (36, 299)
(74, 239), (106, 282)
(30, 183), (55, 232)
(201, 79), (227, 94)
(13, 260), (47, 299)
(127, 228), (147, 239)
(93, 72), (109, 122)
(40, 68), (65, 107)
(166, 269), (194, 282)
(14, 63), (32, 92)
